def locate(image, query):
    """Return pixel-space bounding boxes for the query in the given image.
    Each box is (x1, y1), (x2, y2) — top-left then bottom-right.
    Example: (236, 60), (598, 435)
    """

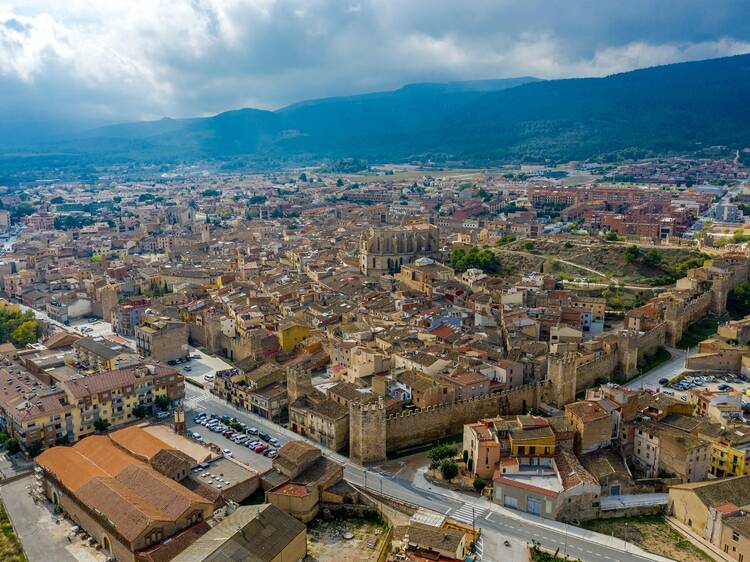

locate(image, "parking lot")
(184, 406), (288, 473)
(658, 371), (750, 405)
(170, 348), (233, 387)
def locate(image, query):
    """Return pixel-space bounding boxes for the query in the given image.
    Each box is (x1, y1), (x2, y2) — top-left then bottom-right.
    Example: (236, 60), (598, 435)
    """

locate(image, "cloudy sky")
(2, 0), (750, 126)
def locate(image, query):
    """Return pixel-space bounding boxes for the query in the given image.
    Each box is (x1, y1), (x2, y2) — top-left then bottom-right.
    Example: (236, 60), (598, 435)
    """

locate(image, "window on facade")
(734, 531), (740, 542)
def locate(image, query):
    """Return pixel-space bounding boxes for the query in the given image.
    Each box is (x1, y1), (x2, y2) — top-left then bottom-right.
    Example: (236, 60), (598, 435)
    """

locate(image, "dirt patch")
(500, 239), (707, 285)
(306, 516), (388, 562)
(582, 515), (713, 562)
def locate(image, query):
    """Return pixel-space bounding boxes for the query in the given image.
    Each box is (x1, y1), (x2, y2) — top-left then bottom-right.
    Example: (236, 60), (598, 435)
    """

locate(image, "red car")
(254, 444), (268, 453)
(222, 430), (234, 438)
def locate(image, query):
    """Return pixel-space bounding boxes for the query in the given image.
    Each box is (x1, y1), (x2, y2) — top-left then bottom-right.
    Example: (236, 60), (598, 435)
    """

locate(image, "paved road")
(186, 385), (671, 562)
(625, 346), (690, 390)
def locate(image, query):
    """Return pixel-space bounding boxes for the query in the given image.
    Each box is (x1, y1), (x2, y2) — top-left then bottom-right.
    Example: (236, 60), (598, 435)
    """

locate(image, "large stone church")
(359, 224), (441, 277)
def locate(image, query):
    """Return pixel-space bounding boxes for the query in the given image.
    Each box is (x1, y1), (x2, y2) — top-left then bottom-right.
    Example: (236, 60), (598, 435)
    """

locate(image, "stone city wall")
(384, 382), (549, 452)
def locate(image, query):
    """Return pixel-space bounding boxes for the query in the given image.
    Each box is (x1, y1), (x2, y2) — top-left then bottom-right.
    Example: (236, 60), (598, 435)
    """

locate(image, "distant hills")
(4, 54), (750, 174)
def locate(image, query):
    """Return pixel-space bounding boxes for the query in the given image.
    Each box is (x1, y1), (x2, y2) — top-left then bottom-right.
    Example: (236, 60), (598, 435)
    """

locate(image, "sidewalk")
(411, 467), (674, 561)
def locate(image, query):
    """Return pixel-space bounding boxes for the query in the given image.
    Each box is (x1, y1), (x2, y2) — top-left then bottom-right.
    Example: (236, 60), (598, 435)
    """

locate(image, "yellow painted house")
(708, 436), (750, 478)
(278, 323), (310, 353)
(508, 424), (556, 458)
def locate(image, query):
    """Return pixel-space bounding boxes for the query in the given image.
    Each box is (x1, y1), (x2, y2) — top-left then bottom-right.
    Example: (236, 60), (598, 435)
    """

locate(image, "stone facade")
(358, 224), (440, 277)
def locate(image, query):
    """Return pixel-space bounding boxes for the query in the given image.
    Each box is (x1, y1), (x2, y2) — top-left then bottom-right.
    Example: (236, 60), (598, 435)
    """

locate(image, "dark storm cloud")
(1, 0), (749, 126)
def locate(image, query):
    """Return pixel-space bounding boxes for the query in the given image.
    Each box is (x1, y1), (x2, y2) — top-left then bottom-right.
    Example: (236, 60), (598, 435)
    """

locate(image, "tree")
(27, 440), (43, 457)
(643, 248), (662, 266)
(729, 282), (750, 315)
(154, 395), (170, 411)
(467, 458), (473, 471)
(624, 245), (641, 263)
(451, 246), (502, 274)
(10, 320), (39, 347)
(4, 438), (19, 454)
(473, 475), (487, 493)
(429, 443), (457, 462)
(299, 172), (308, 182)
(523, 241), (535, 251)
(604, 231), (619, 241)
(462, 450), (469, 463)
(93, 418), (110, 432)
(440, 458), (459, 480)
(132, 405), (148, 419)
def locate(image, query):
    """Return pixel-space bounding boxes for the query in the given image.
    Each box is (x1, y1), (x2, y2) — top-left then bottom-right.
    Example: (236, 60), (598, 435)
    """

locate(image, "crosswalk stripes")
(448, 503), (487, 526)
(473, 535), (484, 560)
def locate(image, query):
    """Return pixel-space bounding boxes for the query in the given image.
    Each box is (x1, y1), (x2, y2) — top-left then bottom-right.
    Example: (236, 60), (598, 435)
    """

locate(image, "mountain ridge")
(3, 55), (750, 172)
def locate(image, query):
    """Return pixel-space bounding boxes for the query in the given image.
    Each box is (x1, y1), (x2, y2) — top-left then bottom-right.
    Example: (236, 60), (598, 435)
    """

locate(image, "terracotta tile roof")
(72, 435), (141, 476)
(36, 446), (108, 492)
(76, 477), (170, 541)
(115, 463), (206, 521)
(110, 426), (173, 460)
(565, 400), (610, 423)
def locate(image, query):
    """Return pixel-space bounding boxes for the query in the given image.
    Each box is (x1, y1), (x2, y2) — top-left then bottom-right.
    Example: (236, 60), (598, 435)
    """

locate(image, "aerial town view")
(1, 2), (750, 562)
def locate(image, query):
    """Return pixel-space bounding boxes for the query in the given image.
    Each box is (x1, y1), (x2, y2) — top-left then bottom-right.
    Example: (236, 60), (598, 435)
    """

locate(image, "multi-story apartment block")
(0, 362), (184, 453)
(111, 297), (151, 336)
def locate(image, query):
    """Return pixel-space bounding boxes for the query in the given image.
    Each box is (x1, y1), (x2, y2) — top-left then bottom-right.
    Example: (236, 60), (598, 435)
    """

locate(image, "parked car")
(155, 411), (170, 420)
(223, 448), (233, 456)
(268, 438), (281, 447)
(183, 366), (192, 372)
(247, 427), (258, 435)
(263, 448), (278, 458)
(658, 378), (669, 385)
(258, 431), (271, 442)
(254, 444), (269, 453)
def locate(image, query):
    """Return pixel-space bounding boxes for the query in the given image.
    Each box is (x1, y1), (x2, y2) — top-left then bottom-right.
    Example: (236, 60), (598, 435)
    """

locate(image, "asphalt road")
(625, 346), (689, 390)
(185, 385), (671, 562)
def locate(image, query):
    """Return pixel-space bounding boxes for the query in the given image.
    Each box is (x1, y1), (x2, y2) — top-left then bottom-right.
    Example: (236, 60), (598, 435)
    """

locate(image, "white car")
(223, 449), (233, 456)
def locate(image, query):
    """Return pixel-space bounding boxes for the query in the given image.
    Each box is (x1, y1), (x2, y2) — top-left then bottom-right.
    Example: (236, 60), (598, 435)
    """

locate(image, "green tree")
(132, 405), (148, 419)
(154, 395), (170, 411)
(451, 246), (502, 274)
(27, 441), (43, 457)
(429, 443), (457, 462)
(643, 248), (662, 266)
(463, 450), (469, 463)
(473, 475), (487, 493)
(4, 438), (19, 454)
(729, 282), (750, 315)
(604, 231), (619, 241)
(10, 320), (39, 347)
(523, 241), (535, 251)
(624, 245), (641, 263)
(440, 458), (459, 480)
(93, 418), (110, 432)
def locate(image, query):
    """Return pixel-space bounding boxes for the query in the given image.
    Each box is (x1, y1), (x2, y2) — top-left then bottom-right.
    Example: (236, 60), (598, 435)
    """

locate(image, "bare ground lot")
(306, 516), (387, 562)
(582, 515), (712, 562)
